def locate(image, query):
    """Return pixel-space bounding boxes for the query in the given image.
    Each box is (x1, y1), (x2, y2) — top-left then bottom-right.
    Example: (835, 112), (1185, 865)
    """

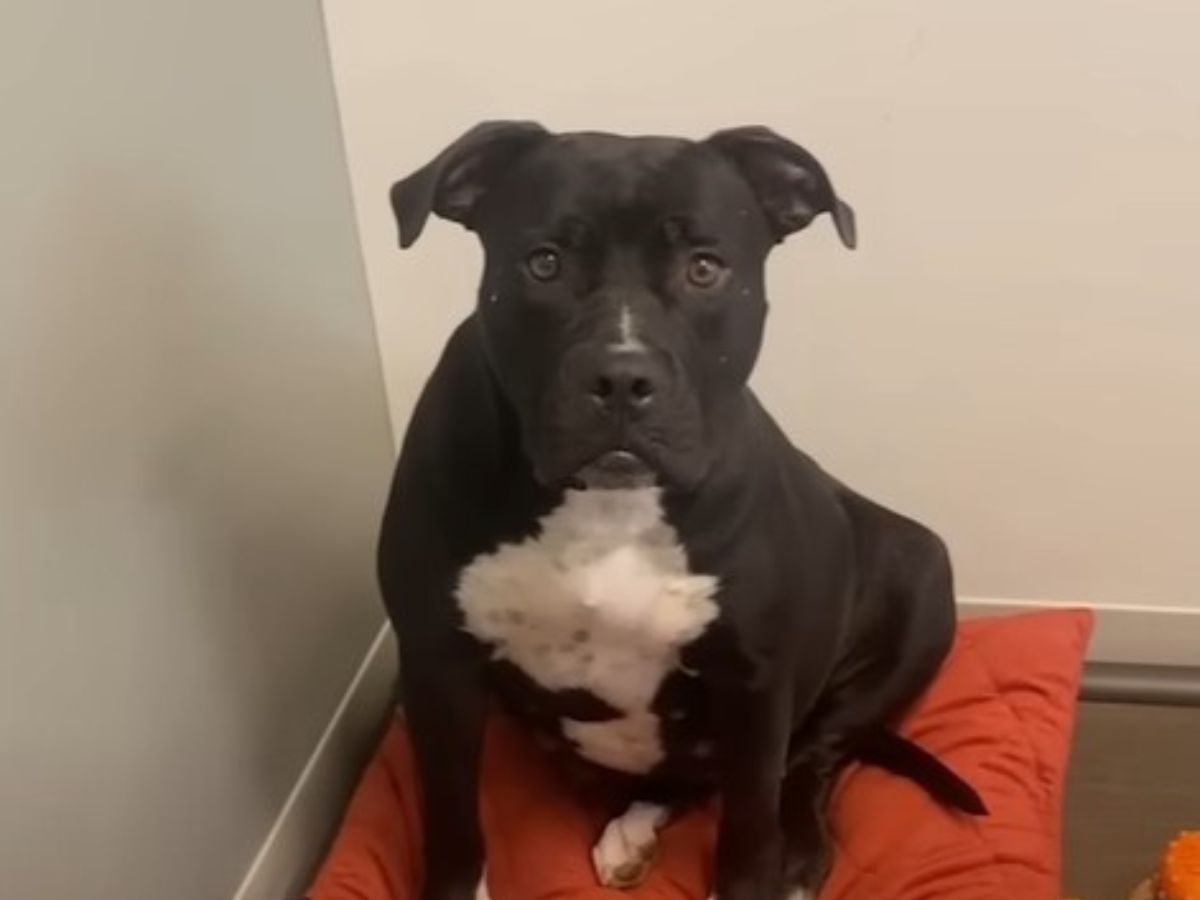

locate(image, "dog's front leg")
(401, 634), (488, 900)
(710, 682), (793, 900)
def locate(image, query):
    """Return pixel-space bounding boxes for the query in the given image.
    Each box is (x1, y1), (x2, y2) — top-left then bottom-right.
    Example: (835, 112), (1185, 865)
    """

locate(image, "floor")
(1062, 701), (1200, 900)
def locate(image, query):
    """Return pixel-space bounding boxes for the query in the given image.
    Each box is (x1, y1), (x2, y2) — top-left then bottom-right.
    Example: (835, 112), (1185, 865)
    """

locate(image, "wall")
(0, 2), (394, 899)
(322, 0), (1200, 662)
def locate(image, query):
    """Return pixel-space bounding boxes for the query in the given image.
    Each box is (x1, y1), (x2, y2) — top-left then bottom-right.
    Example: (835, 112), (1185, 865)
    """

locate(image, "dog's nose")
(587, 355), (659, 413)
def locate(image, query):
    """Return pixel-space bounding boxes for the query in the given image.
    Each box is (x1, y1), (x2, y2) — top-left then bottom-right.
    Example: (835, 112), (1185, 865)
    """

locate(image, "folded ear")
(705, 126), (856, 249)
(389, 120), (549, 248)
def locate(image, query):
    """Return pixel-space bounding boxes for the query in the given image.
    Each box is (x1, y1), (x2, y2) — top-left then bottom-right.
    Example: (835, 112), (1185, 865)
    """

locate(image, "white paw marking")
(592, 801), (669, 888)
(474, 871), (491, 900)
(457, 488), (719, 774)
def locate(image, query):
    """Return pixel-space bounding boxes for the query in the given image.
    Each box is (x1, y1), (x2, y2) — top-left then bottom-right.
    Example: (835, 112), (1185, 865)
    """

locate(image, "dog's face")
(391, 123), (855, 492)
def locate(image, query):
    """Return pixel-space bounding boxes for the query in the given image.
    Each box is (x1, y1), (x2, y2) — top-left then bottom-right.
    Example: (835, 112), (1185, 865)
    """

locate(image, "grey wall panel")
(0, 2), (394, 898)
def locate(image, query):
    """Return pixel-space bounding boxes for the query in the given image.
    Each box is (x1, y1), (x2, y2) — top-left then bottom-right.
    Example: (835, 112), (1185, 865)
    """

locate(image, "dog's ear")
(705, 126), (856, 249)
(389, 121), (549, 248)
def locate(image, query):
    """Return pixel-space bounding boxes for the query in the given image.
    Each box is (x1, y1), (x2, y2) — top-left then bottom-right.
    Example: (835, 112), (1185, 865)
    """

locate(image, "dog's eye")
(685, 252), (727, 289)
(526, 247), (562, 282)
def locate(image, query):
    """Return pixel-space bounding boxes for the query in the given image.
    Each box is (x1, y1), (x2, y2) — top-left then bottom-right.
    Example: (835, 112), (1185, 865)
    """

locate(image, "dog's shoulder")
(381, 314), (548, 565)
(405, 315), (491, 434)
(382, 315), (506, 534)
(393, 314), (512, 478)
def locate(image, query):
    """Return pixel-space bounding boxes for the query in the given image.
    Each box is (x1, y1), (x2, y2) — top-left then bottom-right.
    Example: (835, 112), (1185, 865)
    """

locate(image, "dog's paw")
(474, 872), (491, 900)
(592, 802), (668, 888)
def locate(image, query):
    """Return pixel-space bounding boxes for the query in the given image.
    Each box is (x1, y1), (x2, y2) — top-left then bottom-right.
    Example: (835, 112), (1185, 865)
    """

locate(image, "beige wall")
(0, 2), (393, 898)
(322, 0), (1200, 660)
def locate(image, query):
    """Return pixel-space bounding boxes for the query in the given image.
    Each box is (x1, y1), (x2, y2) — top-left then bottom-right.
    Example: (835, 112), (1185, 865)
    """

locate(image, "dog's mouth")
(568, 450), (658, 491)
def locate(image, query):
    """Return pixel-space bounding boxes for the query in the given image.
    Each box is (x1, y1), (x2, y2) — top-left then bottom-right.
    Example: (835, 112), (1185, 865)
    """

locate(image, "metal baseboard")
(1081, 662), (1200, 707)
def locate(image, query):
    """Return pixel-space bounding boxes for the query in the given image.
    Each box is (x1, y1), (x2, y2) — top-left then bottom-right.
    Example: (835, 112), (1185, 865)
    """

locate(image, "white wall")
(322, 0), (1200, 662)
(0, 1), (394, 898)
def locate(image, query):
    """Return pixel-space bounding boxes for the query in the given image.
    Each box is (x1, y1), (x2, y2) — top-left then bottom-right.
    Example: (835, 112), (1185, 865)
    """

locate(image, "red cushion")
(307, 610), (1092, 900)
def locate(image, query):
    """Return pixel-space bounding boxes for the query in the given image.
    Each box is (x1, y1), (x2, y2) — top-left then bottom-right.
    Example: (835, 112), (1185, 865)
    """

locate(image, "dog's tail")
(856, 728), (988, 816)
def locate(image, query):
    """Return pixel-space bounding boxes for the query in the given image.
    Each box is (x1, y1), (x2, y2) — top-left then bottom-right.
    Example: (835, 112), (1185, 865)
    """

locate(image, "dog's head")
(391, 122), (855, 492)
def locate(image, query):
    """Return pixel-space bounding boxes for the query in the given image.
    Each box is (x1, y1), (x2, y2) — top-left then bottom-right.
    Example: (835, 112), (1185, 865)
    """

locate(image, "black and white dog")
(379, 122), (983, 900)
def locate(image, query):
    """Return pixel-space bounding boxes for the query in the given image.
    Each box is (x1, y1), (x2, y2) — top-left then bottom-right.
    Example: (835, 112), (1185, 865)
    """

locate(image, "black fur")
(379, 122), (983, 900)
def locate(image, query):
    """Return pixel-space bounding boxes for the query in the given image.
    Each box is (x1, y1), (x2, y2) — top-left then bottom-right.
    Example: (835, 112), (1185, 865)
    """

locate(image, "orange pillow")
(307, 610), (1093, 900)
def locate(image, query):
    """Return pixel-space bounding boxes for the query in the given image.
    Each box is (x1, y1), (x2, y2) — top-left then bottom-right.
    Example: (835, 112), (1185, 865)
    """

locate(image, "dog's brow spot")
(718, 355), (729, 365)
(740, 287), (751, 297)
(488, 292), (499, 303)
(667, 708), (686, 721)
(612, 304), (645, 353)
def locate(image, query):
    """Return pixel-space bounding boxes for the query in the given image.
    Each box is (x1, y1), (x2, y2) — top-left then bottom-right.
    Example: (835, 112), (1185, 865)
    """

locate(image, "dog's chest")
(456, 488), (719, 774)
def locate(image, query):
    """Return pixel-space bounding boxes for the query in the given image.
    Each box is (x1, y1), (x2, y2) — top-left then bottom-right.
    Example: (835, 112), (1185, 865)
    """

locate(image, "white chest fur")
(456, 488), (719, 774)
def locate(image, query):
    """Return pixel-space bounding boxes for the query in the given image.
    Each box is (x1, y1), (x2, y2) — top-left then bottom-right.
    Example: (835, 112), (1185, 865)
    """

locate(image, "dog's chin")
(531, 437), (712, 494)
(569, 450), (659, 491)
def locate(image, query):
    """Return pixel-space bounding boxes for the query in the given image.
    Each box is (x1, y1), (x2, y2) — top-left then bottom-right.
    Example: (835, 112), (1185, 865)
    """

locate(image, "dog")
(378, 122), (984, 900)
